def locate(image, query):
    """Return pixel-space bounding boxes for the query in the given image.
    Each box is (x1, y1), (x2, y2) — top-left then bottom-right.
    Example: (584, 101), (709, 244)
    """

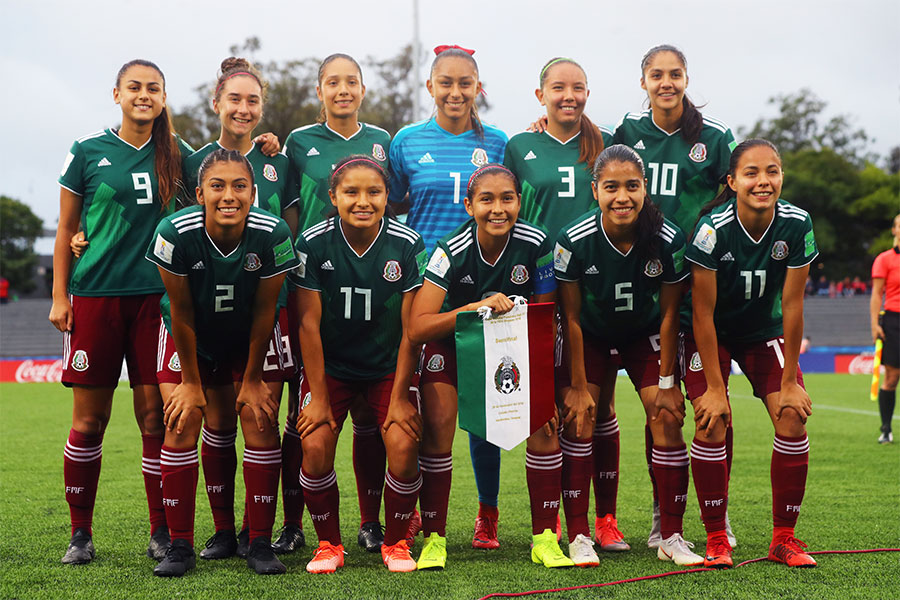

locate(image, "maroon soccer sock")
(160, 446), (199, 546)
(771, 434), (809, 528)
(645, 424), (659, 503)
(280, 421), (304, 527)
(725, 423), (734, 480)
(652, 444), (690, 539)
(419, 452), (452, 536)
(200, 426), (237, 533)
(352, 423), (386, 524)
(383, 470), (422, 545)
(592, 416), (620, 517)
(141, 433), (166, 535)
(300, 468), (342, 545)
(560, 436), (592, 541)
(525, 449), (563, 535)
(243, 445), (281, 541)
(690, 438), (728, 534)
(64, 429), (103, 535)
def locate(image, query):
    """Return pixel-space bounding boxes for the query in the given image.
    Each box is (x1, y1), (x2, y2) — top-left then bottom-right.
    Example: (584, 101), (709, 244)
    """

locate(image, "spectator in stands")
(805, 276), (816, 297)
(816, 275), (830, 296)
(871, 214), (900, 444)
(800, 337), (811, 354)
(851, 277), (868, 295)
(0, 277), (8, 304)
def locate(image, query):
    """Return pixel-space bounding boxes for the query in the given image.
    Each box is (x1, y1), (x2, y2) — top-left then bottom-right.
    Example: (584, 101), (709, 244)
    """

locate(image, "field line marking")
(728, 392), (897, 420)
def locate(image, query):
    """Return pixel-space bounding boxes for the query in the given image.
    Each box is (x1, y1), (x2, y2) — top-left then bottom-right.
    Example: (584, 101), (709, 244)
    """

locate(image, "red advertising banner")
(834, 353), (874, 375)
(1, 358), (64, 383)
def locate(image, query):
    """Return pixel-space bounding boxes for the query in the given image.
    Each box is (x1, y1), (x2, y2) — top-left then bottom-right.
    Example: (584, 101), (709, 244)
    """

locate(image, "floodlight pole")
(412, 0), (421, 121)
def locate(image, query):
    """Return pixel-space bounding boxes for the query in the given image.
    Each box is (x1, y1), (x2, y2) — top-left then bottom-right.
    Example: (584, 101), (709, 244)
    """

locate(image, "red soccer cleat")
(703, 531), (733, 569)
(768, 535), (817, 568)
(405, 509), (422, 549)
(472, 512), (499, 550)
(595, 514), (630, 552)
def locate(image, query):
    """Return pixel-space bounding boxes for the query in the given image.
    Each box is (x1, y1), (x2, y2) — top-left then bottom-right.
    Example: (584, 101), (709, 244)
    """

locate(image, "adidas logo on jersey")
(720, 252), (734, 262)
(585, 265), (599, 275)
(97, 157), (111, 167)
(321, 260), (334, 270)
(418, 153), (435, 164)
(459, 274), (474, 284)
(191, 261), (205, 270)
(306, 147), (320, 156)
(524, 150), (537, 161)
(634, 140), (646, 150)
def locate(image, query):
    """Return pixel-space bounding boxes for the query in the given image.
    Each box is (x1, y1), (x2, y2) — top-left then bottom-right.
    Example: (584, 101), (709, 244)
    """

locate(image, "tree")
(0, 196), (43, 293)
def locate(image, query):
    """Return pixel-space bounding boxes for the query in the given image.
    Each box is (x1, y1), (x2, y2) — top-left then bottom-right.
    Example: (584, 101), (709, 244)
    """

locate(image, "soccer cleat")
(199, 529), (237, 560)
(357, 521), (385, 553)
(246, 537), (286, 575)
(306, 541), (346, 574)
(271, 524), (305, 554)
(703, 532), (733, 569)
(236, 527), (250, 559)
(382, 540), (417, 572)
(531, 529), (575, 568)
(768, 536), (817, 568)
(656, 533), (704, 567)
(878, 431), (894, 444)
(153, 539), (195, 577)
(405, 509), (422, 549)
(416, 532), (447, 570)
(61, 528), (95, 565)
(647, 500), (662, 548)
(472, 513), (500, 549)
(567, 533), (599, 567)
(724, 511), (738, 548)
(146, 526), (171, 562)
(595, 513), (630, 551)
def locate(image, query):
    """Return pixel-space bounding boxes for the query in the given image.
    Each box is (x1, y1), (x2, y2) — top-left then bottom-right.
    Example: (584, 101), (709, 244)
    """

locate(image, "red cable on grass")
(477, 549), (900, 600)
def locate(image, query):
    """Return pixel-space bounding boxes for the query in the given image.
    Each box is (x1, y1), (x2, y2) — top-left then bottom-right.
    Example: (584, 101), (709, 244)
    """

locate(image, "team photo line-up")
(50, 42), (821, 578)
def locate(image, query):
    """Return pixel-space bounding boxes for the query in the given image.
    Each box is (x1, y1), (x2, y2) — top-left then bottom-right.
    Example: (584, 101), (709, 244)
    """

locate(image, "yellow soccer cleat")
(416, 532), (447, 570)
(531, 529), (575, 568)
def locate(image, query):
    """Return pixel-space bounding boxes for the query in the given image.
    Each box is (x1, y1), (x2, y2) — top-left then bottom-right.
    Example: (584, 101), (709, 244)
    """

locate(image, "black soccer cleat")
(61, 528), (95, 565)
(153, 539), (196, 577)
(147, 525), (171, 561)
(236, 527), (250, 559)
(357, 521), (385, 553)
(247, 537), (286, 575)
(199, 529), (237, 560)
(271, 524), (306, 554)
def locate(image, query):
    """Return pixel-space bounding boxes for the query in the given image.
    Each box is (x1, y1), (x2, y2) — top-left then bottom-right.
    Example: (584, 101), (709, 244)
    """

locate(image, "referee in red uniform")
(871, 214), (900, 443)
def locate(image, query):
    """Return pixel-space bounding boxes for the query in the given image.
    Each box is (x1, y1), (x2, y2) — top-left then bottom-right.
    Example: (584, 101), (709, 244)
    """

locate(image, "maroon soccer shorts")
(419, 338), (458, 387)
(554, 335), (624, 389)
(298, 368), (395, 426)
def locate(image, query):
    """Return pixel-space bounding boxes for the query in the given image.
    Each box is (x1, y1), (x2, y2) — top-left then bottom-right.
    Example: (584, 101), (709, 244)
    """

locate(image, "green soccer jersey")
(613, 110), (735, 235)
(503, 127), (613, 239)
(554, 208), (688, 343)
(283, 122), (391, 233)
(182, 141), (294, 218)
(423, 219), (557, 311)
(145, 205), (298, 362)
(58, 128), (194, 296)
(290, 217), (426, 380)
(685, 199), (818, 344)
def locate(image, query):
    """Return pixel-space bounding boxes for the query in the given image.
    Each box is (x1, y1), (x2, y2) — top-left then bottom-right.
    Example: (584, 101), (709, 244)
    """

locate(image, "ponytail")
(577, 113), (605, 172)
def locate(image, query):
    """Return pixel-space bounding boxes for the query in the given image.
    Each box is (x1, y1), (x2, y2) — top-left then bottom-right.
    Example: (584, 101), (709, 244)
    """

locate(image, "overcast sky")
(4, 0), (898, 237)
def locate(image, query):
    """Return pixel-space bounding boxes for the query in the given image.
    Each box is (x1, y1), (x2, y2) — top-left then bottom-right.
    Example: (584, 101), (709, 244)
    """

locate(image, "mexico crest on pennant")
(494, 355), (521, 395)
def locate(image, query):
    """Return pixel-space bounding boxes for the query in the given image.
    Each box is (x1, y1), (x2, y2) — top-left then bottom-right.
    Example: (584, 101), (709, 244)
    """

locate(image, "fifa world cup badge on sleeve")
(154, 234), (175, 264)
(554, 243), (572, 272)
(804, 230), (817, 257)
(296, 252), (307, 278)
(273, 238), (294, 267)
(693, 224), (717, 255)
(427, 248), (451, 278)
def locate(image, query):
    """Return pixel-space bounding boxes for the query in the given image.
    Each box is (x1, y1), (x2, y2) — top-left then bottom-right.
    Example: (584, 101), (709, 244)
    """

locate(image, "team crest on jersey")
(510, 264), (529, 284)
(383, 260), (402, 282)
(644, 259), (664, 278)
(471, 148), (488, 167)
(71, 350), (89, 372)
(689, 352), (703, 372)
(244, 253), (261, 271)
(494, 356), (521, 395)
(263, 164), (278, 182)
(168, 353), (181, 372)
(301, 392), (312, 409)
(372, 143), (386, 161)
(771, 240), (789, 260)
(688, 143), (707, 163)
(426, 354), (445, 373)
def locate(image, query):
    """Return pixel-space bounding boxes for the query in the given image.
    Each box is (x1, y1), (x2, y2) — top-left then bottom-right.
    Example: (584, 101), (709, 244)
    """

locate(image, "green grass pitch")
(1, 375), (898, 599)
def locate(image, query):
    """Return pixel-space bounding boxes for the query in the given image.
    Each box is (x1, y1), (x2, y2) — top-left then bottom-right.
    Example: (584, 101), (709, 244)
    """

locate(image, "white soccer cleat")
(657, 533), (704, 567)
(724, 511), (737, 548)
(647, 500), (662, 548)
(567, 534), (599, 567)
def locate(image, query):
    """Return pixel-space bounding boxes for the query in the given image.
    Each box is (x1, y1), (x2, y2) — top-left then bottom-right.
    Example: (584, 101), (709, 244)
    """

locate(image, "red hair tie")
(433, 44), (475, 56)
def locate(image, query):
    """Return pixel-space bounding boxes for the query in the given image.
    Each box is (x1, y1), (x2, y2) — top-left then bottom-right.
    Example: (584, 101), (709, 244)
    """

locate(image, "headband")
(330, 157), (385, 186)
(467, 164), (515, 193)
(539, 57), (578, 84)
(434, 44), (475, 56)
(214, 71), (262, 97)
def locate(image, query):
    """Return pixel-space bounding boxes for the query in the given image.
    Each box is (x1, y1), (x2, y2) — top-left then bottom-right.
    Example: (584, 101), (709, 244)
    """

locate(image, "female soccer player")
(147, 149), (298, 577)
(390, 45), (508, 549)
(555, 144), (700, 566)
(292, 156), (426, 573)
(684, 139), (818, 569)
(282, 53), (395, 553)
(50, 59), (191, 565)
(871, 213), (900, 443)
(613, 44), (737, 548)
(409, 164), (572, 570)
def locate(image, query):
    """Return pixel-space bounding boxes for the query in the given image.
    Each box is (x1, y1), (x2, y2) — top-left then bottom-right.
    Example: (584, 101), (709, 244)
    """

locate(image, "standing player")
(49, 59), (191, 564)
(390, 45), (508, 549)
(871, 214), (900, 443)
(555, 145), (701, 566)
(147, 149), (298, 576)
(685, 139), (818, 568)
(178, 57), (302, 559)
(282, 53), (394, 553)
(291, 156), (425, 573)
(613, 44), (737, 548)
(409, 164), (573, 570)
